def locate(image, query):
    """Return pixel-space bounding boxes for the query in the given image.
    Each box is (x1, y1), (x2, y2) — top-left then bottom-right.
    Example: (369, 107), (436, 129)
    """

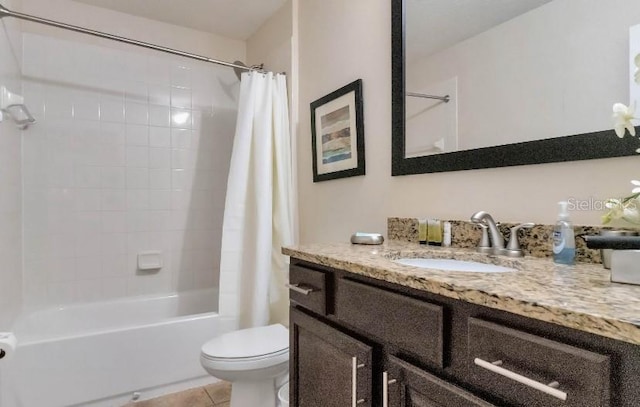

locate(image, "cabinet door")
(385, 356), (495, 407)
(290, 307), (372, 407)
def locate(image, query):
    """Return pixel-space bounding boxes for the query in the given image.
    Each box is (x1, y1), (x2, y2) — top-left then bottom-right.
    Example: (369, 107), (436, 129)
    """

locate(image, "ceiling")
(406, 0), (553, 63)
(73, 0), (287, 40)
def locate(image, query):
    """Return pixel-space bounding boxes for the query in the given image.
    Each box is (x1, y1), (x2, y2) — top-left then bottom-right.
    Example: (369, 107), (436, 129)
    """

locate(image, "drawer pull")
(286, 283), (315, 295)
(382, 371), (397, 407)
(474, 358), (567, 401)
(352, 357), (366, 406)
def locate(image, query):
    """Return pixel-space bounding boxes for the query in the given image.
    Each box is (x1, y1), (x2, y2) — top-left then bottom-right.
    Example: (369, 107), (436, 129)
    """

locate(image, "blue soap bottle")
(553, 201), (575, 265)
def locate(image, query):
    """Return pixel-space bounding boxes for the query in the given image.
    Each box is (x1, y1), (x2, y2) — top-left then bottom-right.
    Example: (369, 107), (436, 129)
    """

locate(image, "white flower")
(605, 198), (621, 209)
(632, 180), (640, 193)
(622, 201), (640, 224)
(635, 53), (640, 85)
(605, 198), (622, 210)
(612, 102), (637, 138)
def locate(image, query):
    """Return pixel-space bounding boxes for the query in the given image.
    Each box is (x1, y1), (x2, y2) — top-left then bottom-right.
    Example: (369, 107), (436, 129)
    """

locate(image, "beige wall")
(247, 0), (292, 77)
(247, 0), (294, 132)
(297, 0), (639, 245)
(18, 0), (246, 62)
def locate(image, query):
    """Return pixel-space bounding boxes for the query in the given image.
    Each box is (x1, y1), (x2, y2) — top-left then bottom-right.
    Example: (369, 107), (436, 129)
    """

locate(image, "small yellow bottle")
(428, 219), (442, 246)
(418, 219), (427, 244)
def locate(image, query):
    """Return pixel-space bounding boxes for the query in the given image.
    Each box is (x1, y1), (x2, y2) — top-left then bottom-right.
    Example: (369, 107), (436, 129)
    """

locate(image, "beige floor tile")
(204, 381), (232, 404)
(214, 402), (230, 407)
(125, 387), (214, 407)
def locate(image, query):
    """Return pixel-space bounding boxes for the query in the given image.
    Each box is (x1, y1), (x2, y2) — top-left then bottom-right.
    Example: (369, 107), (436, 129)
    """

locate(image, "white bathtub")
(0, 289), (235, 407)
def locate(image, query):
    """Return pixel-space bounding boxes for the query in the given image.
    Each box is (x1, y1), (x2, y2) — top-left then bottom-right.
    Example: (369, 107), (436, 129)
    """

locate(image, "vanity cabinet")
(288, 259), (640, 407)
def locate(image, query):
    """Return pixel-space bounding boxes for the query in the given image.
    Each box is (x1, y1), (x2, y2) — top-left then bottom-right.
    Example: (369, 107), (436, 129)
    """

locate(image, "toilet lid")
(202, 324), (289, 359)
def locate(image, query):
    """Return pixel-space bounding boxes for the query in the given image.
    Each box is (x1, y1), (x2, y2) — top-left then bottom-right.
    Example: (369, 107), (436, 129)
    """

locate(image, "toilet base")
(230, 379), (277, 407)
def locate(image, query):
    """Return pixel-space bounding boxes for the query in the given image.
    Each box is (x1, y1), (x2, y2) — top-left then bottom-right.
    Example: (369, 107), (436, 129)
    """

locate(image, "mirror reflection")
(404, 0), (640, 158)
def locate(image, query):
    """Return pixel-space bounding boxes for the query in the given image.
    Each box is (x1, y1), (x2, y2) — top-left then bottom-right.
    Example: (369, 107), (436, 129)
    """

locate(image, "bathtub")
(0, 289), (235, 407)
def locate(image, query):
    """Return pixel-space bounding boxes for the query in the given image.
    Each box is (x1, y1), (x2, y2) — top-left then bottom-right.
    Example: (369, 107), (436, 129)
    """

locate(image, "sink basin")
(393, 258), (516, 273)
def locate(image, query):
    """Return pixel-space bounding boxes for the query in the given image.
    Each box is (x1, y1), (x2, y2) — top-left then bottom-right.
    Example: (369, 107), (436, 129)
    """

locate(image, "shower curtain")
(219, 72), (295, 329)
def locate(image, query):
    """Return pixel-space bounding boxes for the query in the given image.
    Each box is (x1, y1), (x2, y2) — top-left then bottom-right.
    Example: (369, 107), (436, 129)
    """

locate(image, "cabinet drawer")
(335, 278), (444, 368)
(468, 318), (610, 407)
(288, 265), (327, 315)
(387, 355), (496, 407)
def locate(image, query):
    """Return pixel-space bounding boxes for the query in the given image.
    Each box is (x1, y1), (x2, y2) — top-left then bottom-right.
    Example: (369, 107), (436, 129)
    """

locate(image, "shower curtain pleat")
(219, 72), (295, 329)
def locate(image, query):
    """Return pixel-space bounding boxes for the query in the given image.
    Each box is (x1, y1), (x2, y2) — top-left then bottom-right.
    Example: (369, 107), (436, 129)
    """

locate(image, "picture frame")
(310, 79), (365, 182)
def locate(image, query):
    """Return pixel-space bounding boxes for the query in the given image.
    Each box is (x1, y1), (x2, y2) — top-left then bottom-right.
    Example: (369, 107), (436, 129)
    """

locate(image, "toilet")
(200, 324), (289, 407)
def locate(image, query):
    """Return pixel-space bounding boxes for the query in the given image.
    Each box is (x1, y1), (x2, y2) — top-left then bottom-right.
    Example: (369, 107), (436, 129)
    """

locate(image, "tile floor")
(122, 381), (231, 407)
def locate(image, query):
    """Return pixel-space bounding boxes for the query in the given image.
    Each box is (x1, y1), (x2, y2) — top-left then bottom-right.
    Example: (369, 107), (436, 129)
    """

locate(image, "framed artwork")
(310, 79), (365, 182)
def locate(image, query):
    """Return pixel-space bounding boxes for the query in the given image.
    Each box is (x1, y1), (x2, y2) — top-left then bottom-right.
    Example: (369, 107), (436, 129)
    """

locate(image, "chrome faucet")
(470, 211), (505, 255)
(471, 211), (534, 257)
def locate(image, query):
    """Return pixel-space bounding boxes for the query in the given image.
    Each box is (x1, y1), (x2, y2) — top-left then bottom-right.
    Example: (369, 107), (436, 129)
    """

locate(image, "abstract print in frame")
(311, 79), (365, 182)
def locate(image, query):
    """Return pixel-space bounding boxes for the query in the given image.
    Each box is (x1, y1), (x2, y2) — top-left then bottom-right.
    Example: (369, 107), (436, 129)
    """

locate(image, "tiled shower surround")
(21, 32), (238, 309)
(0, 0), (23, 327)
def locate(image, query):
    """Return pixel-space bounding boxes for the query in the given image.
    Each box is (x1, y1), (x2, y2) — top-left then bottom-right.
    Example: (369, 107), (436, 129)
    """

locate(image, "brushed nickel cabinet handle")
(352, 357), (366, 406)
(382, 371), (397, 407)
(474, 358), (567, 401)
(285, 283), (315, 295)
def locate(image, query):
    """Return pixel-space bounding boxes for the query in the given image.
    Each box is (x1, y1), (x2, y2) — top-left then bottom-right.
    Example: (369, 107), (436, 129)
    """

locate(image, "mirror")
(392, 0), (640, 175)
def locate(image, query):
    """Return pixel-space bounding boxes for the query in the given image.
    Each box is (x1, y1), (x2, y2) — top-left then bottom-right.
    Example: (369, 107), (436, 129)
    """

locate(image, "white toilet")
(200, 324), (289, 407)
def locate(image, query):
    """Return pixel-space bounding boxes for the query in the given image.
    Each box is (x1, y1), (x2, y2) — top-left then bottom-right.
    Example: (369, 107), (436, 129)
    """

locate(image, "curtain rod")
(0, 3), (262, 73)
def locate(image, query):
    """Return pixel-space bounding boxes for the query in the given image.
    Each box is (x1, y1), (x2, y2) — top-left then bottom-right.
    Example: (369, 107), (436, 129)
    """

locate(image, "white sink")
(393, 258), (516, 273)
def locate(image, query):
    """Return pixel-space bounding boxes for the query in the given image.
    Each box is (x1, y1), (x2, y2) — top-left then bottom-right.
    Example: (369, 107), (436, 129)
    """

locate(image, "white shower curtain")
(219, 72), (295, 329)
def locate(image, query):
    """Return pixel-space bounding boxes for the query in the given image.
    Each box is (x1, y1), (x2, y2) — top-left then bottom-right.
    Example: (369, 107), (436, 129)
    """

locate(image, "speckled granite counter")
(282, 241), (640, 345)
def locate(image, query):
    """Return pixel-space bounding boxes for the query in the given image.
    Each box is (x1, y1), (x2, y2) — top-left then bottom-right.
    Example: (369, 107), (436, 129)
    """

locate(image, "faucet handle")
(505, 223), (535, 257)
(475, 223), (493, 254)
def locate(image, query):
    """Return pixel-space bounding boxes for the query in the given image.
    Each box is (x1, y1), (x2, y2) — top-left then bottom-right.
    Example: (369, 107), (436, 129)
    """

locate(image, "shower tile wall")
(21, 33), (237, 309)
(0, 0), (23, 328)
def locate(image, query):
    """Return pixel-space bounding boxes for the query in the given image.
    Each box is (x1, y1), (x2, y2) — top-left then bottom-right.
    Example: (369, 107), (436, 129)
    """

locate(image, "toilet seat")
(201, 324), (289, 371)
(201, 348), (289, 371)
(202, 347), (288, 362)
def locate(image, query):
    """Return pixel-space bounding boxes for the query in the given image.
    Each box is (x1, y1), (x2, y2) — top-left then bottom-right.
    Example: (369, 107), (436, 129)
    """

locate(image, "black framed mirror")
(391, 0), (640, 176)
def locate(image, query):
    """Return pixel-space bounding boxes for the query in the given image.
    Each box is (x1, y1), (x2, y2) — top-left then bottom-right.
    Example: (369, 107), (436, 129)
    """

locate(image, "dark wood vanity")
(288, 259), (640, 407)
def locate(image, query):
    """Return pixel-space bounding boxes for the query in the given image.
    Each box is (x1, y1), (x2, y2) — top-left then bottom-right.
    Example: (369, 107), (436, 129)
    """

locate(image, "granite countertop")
(282, 241), (640, 345)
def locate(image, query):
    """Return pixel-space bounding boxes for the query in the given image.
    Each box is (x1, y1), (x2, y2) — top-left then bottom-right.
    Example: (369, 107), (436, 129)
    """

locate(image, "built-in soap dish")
(137, 251), (163, 271)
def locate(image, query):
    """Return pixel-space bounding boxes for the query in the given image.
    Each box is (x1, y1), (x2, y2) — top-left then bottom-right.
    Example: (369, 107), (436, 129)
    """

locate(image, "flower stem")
(622, 192), (640, 203)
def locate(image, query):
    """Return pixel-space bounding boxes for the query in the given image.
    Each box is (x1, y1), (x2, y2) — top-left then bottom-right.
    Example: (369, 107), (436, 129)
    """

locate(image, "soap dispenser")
(553, 201), (575, 265)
